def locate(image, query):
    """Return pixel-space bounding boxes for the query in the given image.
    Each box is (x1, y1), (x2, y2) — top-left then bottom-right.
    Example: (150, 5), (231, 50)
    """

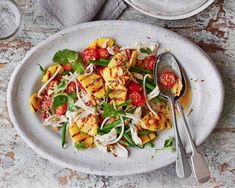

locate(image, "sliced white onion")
(75, 99), (96, 115)
(129, 124), (142, 145)
(37, 66), (61, 97)
(95, 128), (117, 144)
(111, 143), (128, 158)
(125, 113), (147, 129)
(143, 74), (159, 117)
(43, 114), (67, 127)
(133, 72), (143, 80)
(85, 64), (94, 75)
(148, 85), (160, 100)
(94, 140), (108, 153)
(107, 46), (115, 55)
(132, 107), (142, 125)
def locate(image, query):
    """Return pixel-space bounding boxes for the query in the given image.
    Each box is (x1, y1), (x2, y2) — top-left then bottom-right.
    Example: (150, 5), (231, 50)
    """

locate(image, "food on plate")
(29, 37), (172, 158)
(159, 71), (183, 96)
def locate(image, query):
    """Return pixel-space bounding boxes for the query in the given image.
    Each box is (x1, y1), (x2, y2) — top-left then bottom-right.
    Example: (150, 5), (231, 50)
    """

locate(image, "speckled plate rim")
(7, 20), (224, 176)
(124, 0), (215, 20)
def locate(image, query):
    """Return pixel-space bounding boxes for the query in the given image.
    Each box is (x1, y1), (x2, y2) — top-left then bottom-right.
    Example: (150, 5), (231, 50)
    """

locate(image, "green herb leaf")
(140, 48), (152, 55)
(68, 92), (75, 100)
(55, 79), (68, 93)
(75, 142), (86, 150)
(37, 64), (46, 75)
(163, 137), (175, 152)
(53, 49), (78, 64)
(102, 102), (125, 118)
(71, 60), (85, 74)
(67, 96), (76, 111)
(52, 94), (68, 112)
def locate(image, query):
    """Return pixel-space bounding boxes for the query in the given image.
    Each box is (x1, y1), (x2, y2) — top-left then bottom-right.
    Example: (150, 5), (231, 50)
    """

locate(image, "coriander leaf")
(118, 99), (132, 107)
(102, 102), (125, 118)
(53, 49), (78, 64)
(140, 48), (152, 55)
(37, 64), (45, 75)
(75, 142), (86, 150)
(68, 92), (75, 100)
(55, 79), (68, 93)
(72, 61), (85, 74)
(67, 96), (76, 111)
(163, 137), (175, 152)
(52, 94), (68, 112)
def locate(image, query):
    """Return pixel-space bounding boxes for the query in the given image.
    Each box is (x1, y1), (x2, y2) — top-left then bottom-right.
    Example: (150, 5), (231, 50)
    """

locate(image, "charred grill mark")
(72, 132), (80, 138)
(86, 77), (102, 88)
(92, 85), (104, 93)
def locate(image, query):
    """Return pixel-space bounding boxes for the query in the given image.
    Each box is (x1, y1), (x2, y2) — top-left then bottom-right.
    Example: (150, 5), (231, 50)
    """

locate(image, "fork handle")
(176, 101), (210, 183)
(169, 97), (191, 178)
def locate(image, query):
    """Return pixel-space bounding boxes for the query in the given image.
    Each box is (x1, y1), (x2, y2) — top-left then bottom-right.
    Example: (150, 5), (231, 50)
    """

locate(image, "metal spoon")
(153, 52), (191, 178)
(175, 68), (210, 183)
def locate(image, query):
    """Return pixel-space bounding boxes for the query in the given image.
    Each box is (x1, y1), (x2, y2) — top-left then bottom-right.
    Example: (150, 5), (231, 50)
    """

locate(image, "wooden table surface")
(0, 0), (234, 187)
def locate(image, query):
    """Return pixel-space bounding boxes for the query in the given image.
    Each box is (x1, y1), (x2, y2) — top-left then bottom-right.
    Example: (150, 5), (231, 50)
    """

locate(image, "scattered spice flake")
(187, 108), (193, 117)
(147, 36), (151, 39)
(218, 163), (230, 174)
(150, 155), (154, 159)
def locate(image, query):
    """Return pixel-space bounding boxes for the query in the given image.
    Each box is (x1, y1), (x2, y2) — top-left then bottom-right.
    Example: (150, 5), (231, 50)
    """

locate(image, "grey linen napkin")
(38, 0), (127, 28)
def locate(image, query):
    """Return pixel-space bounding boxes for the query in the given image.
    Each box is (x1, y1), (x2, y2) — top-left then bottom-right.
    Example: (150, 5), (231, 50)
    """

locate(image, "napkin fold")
(38, 0), (127, 28)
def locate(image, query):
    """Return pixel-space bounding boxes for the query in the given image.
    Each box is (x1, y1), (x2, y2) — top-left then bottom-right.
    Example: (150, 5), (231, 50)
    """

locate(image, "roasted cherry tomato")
(41, 111), (50, 119)
(144, 55), (157, 71)
(40, 96), (52, 111)
(82, 48), (99, 66)
(62, 64), (73, 71)
(66, 81), (76, 93)
(127, 81), (145, 106)
(128, 91), (145, 107)
(160, 71), (177, 87)
(54, 103), (67, 115)
(127, 81), (142, 92)
(98, 48), (110, 59)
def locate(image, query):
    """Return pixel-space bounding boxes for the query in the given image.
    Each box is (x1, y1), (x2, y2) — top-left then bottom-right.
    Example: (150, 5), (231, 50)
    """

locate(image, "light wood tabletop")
(0, 0), (234, 187)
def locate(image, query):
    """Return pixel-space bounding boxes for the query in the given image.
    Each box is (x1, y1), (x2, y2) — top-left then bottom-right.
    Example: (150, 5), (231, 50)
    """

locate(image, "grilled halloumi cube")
(139, 133), (156, 145)
(77, 73), (105, 99)
(29, 93), (41, 112)
(108, 86), (127, 105)
(69, 123), (94, 148)
(140, 112), (171, 131)
(88, 38), (114, 49)
(108, 52), (128, 68)
(76, 114), (98, 136)
(42, 64), (64, 82)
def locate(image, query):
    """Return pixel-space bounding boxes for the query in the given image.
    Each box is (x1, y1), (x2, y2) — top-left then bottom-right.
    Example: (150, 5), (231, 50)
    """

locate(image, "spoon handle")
(176, 101), (210, 183)
(168, 97), (191, 178)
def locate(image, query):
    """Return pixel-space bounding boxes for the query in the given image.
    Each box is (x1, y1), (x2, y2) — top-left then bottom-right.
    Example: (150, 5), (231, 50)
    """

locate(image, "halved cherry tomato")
(82, 48), (99, 66)
(160, 71), (177, 87)
(127, 81), (145, 106)
(144, 55), (157, 71)
(98, 48), (110, 59)
(40, 96), (52, 111)
(127, 81), (142, 92)
(128, 91), (145, 107)
(66, 81), (76, 93)
(62, 64), (73, 71)
(54, 103), (67, 115)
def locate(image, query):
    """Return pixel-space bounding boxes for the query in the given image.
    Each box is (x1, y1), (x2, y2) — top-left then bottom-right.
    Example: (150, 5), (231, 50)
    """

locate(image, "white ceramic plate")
(125, 0), (214, 20)
(7, 21), (223, 176)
